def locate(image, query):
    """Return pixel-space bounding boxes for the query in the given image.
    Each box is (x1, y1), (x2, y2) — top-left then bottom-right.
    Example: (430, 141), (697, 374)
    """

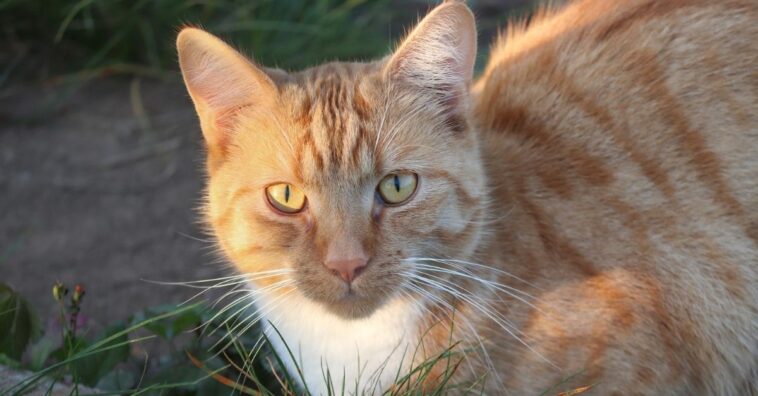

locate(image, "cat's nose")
(324, 233), (369, 284)
(324, 257), (368, 284)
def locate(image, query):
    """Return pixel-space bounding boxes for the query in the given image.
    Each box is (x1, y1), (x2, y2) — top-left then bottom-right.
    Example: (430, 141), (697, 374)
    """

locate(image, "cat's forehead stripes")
(282, 62), (382, 183)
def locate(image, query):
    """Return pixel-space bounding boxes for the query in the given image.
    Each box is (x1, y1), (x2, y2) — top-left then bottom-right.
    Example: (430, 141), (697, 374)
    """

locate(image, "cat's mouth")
(291, 260), (404, 319)
(299, 278), (386, 319)
(323, 292), (380, 319)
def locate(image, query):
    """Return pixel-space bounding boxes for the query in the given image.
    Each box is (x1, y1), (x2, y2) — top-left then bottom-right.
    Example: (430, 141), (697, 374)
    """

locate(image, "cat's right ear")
(177, 28), (277, 164)
(383, 1), (476, 112)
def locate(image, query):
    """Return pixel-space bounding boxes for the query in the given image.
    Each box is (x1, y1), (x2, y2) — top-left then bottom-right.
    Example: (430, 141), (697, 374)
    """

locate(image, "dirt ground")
(1, 77), (224, 330)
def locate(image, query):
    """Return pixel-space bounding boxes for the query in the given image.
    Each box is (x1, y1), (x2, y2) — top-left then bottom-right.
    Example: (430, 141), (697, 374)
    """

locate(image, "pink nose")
(324, 258), (368, 284)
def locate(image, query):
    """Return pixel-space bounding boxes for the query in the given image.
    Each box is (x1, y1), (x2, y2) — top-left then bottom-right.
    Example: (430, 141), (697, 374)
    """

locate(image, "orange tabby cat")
(177, 0), (757, 393)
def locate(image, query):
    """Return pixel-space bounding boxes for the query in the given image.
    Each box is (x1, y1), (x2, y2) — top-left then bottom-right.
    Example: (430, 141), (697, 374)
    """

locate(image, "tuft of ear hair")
(384, 1), (477, 109)
(176, 27), (278, 164)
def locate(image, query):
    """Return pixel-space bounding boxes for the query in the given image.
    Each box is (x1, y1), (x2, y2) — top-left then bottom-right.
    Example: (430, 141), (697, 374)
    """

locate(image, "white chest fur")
(258, 291), (421, 395)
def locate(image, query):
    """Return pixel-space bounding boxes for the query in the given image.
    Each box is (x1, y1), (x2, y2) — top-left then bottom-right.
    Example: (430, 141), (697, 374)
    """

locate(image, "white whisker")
(176, 231), (215, 244)
(142, 269), (292, 287)
(179, 279), (249, 307)
(396, 287), (481, 380)
(401, 281), (504, 388)
(216, 287), (296, 352)
(404, 257), (540, 289)
(201, 279), (293, 337)
(408, 262), (543, 312)
(404, 271), (556, 369)
(215, 281), (294, 336)
(141, 273), (249, 287)
(405, 272), (522, 337)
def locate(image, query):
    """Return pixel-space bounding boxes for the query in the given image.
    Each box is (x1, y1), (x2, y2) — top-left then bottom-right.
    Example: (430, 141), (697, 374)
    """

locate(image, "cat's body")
(177, 0), (758, 394)
(473, 0), (758, 393)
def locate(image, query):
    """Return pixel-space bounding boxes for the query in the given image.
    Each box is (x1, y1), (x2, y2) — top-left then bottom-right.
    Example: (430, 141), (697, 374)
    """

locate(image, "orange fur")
(178, 0), (758, 393)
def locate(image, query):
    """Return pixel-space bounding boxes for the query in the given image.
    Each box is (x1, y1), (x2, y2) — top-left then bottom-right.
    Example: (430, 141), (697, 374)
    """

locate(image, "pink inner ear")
(388, 2), (476, 86)
(212, 103), (253, 132)
(383, 3), (476, 114)
(196, 104), (240, 155)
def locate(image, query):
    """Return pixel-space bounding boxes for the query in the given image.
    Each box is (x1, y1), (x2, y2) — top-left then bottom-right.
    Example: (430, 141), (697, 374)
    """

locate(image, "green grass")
(0, 0), (550, 88)
(0, 280), (594, 395)
(0, 0), (398, 87)
(0, 281), (481, 395)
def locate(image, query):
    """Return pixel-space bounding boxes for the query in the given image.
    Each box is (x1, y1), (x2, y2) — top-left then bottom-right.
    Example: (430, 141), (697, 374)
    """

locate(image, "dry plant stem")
(186, 350), (261, 395)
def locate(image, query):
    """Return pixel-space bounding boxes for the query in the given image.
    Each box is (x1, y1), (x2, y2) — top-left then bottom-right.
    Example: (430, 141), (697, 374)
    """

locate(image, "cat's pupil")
(394, 175), (400, 192)
(285, 185), (290, 202)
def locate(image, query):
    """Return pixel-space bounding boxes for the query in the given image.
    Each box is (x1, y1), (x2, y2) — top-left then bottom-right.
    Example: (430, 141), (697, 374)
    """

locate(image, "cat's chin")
(316, 291), (385, 319)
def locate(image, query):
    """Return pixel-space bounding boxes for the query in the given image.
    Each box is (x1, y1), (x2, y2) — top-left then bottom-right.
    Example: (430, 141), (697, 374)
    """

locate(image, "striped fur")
(178, 0), (758, 394)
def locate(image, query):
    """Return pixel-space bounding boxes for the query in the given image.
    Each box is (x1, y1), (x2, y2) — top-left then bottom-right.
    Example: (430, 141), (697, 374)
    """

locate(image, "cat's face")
(178, 2), (483, 318)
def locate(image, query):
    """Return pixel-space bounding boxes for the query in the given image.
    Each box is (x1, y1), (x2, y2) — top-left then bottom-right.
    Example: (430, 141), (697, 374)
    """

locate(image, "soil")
(1, 77), (224, 331)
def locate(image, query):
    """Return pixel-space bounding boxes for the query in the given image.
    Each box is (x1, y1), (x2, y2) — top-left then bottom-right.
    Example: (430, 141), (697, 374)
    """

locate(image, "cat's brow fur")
(178, 0), (758, 394)
(278, 62), (384, 179)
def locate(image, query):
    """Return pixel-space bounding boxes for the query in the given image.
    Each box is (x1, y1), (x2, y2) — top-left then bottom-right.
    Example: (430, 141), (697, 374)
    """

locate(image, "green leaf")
(0, 352), (21, 368)
(6, 304), (201, 395)
(140, 358), (211, 393)
(0, 283), (41, 360)
(70, 324), (130, 387)
(95, 366), (137, 391)
(26, 334), (58, 371)
(135, 303), (203, 340)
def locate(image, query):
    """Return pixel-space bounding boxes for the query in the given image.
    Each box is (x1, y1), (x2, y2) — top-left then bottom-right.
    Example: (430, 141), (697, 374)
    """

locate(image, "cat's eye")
(266, 183), (306, 214)
(377, 172), (418, 205)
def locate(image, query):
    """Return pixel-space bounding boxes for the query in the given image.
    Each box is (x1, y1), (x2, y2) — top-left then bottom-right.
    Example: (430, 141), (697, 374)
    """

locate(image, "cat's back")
(474, 0), (758, 144)
(473, 0), (758, 241)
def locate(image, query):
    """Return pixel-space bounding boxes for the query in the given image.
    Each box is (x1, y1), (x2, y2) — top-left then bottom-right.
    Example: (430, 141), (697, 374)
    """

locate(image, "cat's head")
(178, 1), (486, 319)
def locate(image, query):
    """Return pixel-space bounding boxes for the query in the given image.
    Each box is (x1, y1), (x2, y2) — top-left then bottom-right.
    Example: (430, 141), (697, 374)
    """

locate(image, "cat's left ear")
(384, 1), (476, 110)
(177, 28), (278, 167)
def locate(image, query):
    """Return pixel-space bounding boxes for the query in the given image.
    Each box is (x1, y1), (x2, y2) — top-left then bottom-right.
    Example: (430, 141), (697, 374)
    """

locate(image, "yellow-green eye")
(266, 183), (306, 213)
(378, 172), (418, 205)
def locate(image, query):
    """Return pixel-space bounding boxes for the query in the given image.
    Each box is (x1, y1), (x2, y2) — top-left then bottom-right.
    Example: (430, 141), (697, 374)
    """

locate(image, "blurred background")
(0, 0), (541, 391)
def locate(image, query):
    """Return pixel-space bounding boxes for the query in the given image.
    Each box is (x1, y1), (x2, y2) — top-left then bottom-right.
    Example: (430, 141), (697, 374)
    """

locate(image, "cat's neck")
(260, 289), (424, 394)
